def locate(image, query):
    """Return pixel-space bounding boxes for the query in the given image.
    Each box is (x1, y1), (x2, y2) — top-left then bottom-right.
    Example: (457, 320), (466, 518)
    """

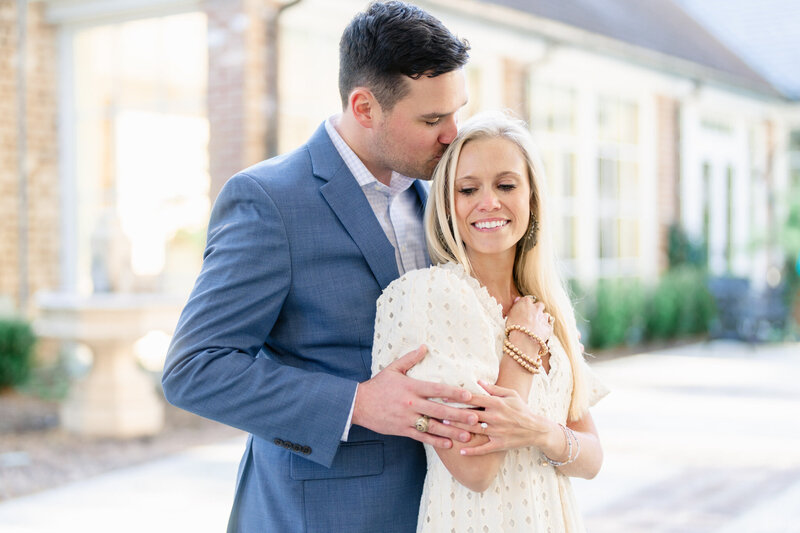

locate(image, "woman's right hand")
(506, 296), (554, 343)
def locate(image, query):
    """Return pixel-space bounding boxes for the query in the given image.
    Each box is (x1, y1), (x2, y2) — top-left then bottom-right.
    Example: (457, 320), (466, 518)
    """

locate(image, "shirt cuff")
(341, 387), (357, 441)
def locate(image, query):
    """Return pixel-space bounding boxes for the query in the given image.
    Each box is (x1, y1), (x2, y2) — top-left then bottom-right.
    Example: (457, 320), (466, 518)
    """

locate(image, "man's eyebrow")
(420, 99), (469, 120)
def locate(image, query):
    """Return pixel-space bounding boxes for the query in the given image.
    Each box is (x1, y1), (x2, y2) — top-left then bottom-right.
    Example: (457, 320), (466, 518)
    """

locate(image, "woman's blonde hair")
(424, 110), (588, 421)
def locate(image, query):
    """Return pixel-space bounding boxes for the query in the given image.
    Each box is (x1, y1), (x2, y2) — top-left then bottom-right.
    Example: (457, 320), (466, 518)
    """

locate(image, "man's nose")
(438, 115), (458, 145)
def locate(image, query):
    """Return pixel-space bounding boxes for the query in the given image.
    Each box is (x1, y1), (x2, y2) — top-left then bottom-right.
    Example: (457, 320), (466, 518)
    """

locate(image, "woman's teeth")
(473, 220), (508, 229)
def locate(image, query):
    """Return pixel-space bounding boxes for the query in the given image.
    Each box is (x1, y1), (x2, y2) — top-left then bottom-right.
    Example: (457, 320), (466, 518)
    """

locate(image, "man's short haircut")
(339, 1), (470, 111)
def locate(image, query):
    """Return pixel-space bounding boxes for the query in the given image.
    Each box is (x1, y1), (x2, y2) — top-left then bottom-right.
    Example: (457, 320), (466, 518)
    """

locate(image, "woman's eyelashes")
(456, 182), (517, 196)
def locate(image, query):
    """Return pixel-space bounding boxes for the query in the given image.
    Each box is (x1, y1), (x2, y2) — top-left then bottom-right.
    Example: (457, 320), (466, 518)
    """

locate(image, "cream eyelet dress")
(371, 263), (608, 533)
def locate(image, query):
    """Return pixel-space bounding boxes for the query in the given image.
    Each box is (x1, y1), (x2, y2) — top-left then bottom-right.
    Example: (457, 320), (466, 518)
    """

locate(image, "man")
(162, 3), (476, 531)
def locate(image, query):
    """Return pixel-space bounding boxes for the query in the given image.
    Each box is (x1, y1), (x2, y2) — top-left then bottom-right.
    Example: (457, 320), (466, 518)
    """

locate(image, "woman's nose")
(477, 190), (500, 211)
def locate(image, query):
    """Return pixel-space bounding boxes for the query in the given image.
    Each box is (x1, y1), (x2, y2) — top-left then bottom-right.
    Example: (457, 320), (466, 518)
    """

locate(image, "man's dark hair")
(339, 1), (470, 111)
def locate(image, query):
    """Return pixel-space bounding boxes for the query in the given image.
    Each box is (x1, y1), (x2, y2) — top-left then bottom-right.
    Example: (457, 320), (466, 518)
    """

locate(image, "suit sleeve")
(162, 173), (357, 468)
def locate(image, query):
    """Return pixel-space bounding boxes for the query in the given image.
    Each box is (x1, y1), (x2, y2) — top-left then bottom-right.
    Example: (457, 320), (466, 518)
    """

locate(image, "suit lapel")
(308, 124), (399, 290)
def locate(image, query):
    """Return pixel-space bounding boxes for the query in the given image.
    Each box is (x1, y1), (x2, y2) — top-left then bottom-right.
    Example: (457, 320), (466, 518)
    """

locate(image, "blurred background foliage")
(575, 224), (717, 351)
(0, 319), (36, 389)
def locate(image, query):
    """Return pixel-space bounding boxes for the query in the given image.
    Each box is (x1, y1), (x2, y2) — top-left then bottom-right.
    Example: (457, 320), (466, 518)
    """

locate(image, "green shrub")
(644, 266), (714, 340)
(667, 224), (706, 268)
(0, 319), (36, 388)
(578, 266), (714, 351)
(585, 278), (644, 350)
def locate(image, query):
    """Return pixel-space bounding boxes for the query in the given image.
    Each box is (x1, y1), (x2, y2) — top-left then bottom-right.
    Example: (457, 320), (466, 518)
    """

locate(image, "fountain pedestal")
(35, 293), (182, 438)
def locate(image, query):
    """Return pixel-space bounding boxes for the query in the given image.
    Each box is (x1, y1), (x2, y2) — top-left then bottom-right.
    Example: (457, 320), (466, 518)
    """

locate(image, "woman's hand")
(448, 380), (560, 456)
(506, 296), (554, 344)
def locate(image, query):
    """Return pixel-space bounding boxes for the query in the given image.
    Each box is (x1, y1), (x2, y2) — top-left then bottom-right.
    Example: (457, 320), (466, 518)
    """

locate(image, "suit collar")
(309, 123), (400, 289)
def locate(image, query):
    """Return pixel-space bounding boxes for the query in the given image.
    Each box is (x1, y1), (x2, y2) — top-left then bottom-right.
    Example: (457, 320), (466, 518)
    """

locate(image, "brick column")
(0, 1), (20, 308)
(0, 1), (59, 313)
(655, 95), (681, 273)
(205, 0), (283, 202)
(501, 57), (530, 121)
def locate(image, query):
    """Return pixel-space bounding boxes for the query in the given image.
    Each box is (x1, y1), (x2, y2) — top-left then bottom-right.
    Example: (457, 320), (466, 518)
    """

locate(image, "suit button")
(273, 438), (284, 447)
(292, 443), (302, 452)
(301, 446), (311, 455)
(283, 441), (293, 449)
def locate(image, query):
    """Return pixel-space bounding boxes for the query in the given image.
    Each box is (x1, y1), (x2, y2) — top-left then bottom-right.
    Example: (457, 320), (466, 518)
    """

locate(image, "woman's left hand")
(447, 380), (557, 456)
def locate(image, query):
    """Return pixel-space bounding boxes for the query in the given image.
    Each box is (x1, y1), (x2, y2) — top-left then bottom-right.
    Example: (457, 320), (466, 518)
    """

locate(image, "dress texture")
(371, 263), (609, 533)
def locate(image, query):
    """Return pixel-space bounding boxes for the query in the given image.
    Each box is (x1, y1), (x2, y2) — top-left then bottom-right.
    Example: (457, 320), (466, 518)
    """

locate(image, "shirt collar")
(325, 116), (416, 195)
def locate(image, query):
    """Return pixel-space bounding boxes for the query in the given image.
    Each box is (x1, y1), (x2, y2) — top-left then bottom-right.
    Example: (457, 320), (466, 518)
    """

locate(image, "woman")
(371, 111), (608, 532)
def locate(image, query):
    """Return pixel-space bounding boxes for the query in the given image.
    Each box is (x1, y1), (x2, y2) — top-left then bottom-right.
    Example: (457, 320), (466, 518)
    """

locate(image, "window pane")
(531, 84), (576, 135)
(598, 218), (617, 259)
(598, 96), (638, 144)
(619, 220), (639, 258)
(72, 12), (209, 294)
(788, 130), (800, 151)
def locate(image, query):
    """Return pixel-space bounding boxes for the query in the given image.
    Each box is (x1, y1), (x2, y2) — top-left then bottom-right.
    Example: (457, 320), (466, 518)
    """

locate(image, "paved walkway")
(0, 340), (798, 532)
(573, 340), (800, 533)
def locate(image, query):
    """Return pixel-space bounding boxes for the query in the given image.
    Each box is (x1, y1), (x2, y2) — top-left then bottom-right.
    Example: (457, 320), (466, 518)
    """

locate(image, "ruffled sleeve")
(581, 359), (610, 407)
(371, 265), (503, 406)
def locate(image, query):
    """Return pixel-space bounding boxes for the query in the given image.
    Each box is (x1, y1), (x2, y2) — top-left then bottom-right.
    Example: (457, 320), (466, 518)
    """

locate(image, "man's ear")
(349, 88), (380, 128)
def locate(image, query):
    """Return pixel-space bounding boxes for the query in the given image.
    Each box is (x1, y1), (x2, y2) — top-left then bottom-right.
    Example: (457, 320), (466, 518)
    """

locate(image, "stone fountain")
(34, 209), (183, 438)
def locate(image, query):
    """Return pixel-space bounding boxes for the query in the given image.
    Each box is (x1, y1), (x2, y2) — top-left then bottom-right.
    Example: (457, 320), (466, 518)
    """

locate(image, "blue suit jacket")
(162, 124), (428, 532)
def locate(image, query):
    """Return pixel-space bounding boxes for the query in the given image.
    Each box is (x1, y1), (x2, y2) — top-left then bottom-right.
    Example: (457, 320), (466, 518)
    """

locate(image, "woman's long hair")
(424, 110), (588, 421)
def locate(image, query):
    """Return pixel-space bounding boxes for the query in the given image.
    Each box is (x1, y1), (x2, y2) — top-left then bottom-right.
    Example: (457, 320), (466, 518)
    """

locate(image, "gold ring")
(415, 415), (430, 433)
(524, 295), (538, 303)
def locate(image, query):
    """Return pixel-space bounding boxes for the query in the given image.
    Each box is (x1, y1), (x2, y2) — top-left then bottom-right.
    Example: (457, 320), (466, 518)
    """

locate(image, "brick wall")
(205, 0), (280, 202)
(501, 57), (529, 121)
(655, 95), (680, 273)
(0, 1), (59, 314)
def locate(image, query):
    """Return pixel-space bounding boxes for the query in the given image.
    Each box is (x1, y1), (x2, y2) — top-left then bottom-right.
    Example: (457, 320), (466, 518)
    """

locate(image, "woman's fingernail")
(442, 419), (450, 425)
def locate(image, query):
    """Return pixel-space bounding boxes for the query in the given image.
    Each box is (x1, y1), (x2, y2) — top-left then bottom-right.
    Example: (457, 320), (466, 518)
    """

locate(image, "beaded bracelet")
(502, 345), (539, 374)
(502, 339), (542, 374)
(502, 339), (542, 367)
(541, 424), (581, 467)
(504, 324), (549, 356)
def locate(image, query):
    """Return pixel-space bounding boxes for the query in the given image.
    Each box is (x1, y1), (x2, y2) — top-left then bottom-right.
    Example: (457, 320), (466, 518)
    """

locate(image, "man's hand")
(353, 345), (478, 449)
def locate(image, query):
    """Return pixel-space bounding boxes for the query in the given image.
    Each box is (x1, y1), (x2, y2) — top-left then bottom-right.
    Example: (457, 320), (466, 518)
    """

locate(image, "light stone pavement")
(0, 340), (797, 532)
(572, 340), (800, 533)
